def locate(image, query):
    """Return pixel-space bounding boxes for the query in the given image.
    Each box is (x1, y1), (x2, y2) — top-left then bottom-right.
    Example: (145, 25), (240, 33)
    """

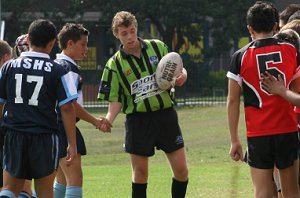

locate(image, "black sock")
(172, 178), (188, 198)
(132, 182), (147, 198)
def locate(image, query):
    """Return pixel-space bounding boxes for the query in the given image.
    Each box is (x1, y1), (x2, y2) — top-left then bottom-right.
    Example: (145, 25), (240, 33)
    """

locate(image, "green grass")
(79, 106), (253, 197)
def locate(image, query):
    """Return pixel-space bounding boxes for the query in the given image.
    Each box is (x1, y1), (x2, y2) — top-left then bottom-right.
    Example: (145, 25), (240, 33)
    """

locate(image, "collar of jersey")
(56, 53), (78, 67)
(20, 51), (50, 59)
(119, 37), (148, 58)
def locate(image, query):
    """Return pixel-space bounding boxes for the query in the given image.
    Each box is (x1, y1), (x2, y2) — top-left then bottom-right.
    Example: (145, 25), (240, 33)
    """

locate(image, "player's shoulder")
(0, 59), (14, 75)
(102, 52), (119, 71)
(144, 39), (167, 48)
(55, 58), (76, 72)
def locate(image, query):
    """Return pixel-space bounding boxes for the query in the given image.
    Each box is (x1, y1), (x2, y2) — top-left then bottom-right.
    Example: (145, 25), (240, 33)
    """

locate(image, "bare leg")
(55, 165), (67, 185)
(250, 167), (274, 198)
(130, 154), (149, 183)
(34, 171), (56, 198)
(130, 154), (149, 198)
(2, 170), (25, 196)
(165, 148), (188, 181)
(59, 155), (82, 186)
(279, 159), (299, 198)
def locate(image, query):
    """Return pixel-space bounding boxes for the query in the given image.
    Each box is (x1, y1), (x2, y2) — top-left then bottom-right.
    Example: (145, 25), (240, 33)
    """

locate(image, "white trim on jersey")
(58, 72), (78, 107)
(20, 51), (50, 59)
(56, 53), (78, 67)
(243, 78), (263, 108)
(77, 90), (83, 106)
(226, 71), (242, 87)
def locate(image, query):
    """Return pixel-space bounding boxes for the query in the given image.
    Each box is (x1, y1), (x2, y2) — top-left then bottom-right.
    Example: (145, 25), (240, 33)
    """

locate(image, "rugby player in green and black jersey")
(98, 11), (188, 198)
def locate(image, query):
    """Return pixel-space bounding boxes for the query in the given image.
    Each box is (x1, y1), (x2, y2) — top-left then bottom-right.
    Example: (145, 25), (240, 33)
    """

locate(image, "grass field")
(79, 105), (253, 198)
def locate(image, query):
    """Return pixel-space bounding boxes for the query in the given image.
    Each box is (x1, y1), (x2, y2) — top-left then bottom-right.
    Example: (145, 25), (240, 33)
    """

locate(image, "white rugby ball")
(155, 52), (183, 90)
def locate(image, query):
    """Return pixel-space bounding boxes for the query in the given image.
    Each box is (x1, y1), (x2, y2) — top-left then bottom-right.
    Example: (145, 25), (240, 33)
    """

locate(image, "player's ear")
(272, 22), (278, 34)
(247, 25), (256, 40)
(67, 39), (74, 47)
(47, 39), (56, 52)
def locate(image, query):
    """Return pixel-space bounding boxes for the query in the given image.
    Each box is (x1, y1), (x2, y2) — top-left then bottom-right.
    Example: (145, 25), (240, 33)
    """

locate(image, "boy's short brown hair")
(111, 11), (138, 38)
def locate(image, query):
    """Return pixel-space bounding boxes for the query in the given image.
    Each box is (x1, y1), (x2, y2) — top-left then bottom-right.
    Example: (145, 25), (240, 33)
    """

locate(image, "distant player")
(0, 39), (12, 192)
(279, 3), (300, 29)
(0, 40), (12, 66)
(53, 23), (111, 198)
(0, 19), (78, 198)
(227, 2), (300, 197)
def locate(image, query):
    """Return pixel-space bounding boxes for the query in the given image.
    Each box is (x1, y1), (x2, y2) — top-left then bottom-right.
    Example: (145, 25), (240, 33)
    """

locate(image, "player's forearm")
(279, 89), (300, 107)
(73, 102), (98, 126)
(227, 98), (240, 143)
(106, 102), (122, 124)
(60, 102), (77, 147)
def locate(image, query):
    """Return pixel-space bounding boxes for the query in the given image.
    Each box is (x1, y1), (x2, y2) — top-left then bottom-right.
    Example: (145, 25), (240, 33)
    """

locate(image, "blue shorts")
(3, 129), (59, 179)
(124, 108), (184, 156)
(58, 122), (86, 158)
(246, 132), (299, 169)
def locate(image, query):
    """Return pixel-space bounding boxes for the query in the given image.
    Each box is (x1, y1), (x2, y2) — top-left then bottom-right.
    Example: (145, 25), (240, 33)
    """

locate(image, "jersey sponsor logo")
(149, 56), (159, 65)
(12, 58), (53, 72)
(131, 73), (163, 103)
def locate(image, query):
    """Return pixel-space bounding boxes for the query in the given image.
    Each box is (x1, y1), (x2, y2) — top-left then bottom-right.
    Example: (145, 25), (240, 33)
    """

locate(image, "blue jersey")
(0, 52), (78, 134)
(55, 53), (83, 121)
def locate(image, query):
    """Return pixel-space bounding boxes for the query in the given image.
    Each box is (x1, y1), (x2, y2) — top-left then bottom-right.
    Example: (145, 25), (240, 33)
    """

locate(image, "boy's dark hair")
(288, 10), (300, 23)
(247, 1), (278, 33)
(57, 23), (89, 50)
(280, 4), (300, 26)
(28, 19), (57, 48)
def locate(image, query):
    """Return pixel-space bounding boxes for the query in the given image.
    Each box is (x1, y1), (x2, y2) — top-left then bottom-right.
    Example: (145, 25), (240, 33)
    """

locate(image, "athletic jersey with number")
(227, 38), (299, 137)
(55, 53), (83, 121)
(98, 38), (173, 114)
(0, 52), (78, 134)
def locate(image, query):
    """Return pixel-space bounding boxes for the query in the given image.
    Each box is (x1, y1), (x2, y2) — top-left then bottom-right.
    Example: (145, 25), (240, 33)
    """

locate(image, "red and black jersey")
(227, 37), (299, 137)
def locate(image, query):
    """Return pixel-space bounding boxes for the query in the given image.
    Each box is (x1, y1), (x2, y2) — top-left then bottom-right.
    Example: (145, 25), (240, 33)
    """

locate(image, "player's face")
(69, 35), (88, 61)
(117, 24), (138, 50)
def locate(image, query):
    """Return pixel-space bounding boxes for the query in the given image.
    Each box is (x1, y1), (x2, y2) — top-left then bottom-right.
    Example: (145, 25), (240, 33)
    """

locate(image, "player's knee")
(174, 167), (189, 181)
(133, 169), (148, 183)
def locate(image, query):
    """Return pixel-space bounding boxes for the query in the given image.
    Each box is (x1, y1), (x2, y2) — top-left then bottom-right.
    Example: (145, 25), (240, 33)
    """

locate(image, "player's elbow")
(60, 101), (75, 114)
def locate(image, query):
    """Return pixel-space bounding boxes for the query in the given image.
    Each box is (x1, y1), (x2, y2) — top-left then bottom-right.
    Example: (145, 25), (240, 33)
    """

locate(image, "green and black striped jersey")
(98, 38), (174, 114)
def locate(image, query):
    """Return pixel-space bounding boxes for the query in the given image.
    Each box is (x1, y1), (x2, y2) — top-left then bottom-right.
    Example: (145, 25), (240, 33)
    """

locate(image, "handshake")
(93, 117), (112, 133)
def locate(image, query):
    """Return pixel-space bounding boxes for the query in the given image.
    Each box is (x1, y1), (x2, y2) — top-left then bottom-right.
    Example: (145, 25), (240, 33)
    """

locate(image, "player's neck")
(123, 41), (141, 57)
(30, 48), (50, 54)
(253, 32), (274, 40)
(62, 50), (75, 60)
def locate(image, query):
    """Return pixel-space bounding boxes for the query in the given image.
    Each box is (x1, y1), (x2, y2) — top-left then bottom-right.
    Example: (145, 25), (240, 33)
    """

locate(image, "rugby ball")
(155, 52), (183, 90)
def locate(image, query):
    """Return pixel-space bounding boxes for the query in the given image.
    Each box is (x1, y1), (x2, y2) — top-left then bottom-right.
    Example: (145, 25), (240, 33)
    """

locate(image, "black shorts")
(246, 132), (299, 169)
(3, 129), (59, 179)
(124, 108), (184, 157)
(58, 122), (86, 158)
